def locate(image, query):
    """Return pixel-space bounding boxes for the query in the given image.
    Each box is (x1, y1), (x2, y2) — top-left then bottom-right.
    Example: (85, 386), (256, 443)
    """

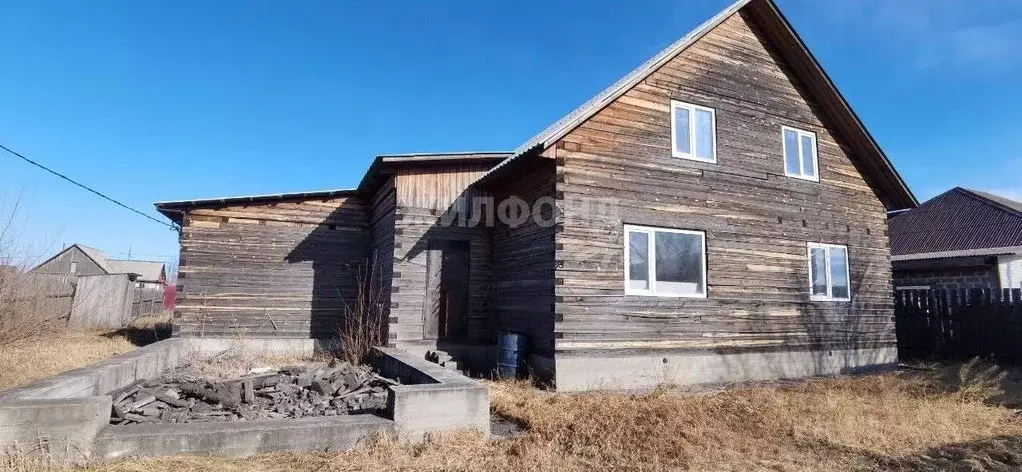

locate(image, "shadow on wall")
(399, 184), (491, 345)
(283, 198), (372, 340)
(709, 232), (892, 380)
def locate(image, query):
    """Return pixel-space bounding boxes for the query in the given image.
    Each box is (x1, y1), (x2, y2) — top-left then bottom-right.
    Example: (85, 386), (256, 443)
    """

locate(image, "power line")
(0, 143), (178, 231)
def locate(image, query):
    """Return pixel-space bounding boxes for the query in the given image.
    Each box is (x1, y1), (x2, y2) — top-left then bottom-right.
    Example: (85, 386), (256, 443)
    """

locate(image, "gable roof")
(888, 187), (1022, 260)
(31, 243), (114, 274)
(31, 244), (166, 282)
(74, 244), (114, 273)
(475, 0), (917, 210)
(106, 260), (166, 283)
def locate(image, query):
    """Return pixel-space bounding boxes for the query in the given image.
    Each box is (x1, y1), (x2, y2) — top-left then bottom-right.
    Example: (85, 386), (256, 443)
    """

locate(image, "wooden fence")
(895, 288), (1022, 360)
(131, 286), (166, 318)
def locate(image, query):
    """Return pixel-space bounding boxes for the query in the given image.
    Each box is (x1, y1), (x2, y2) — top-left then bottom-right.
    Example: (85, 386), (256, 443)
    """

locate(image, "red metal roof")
(888, 188), (1022, 257)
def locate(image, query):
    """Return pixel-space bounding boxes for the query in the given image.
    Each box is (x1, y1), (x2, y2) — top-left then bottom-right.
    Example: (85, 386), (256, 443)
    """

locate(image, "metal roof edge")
(472, 0), (752, 187)
(891, 246), (1022, 261)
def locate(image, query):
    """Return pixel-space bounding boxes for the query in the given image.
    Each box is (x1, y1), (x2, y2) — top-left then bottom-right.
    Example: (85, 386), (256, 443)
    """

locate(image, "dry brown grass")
(174, 344), (329, 380)
(0, 329), (137, 392)
(17, 363), (1019, 472)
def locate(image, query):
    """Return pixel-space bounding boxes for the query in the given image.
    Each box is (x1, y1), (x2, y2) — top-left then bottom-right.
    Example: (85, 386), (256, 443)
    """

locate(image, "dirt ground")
(3, 357), (1022, 471)
(0, 314), (172, 393)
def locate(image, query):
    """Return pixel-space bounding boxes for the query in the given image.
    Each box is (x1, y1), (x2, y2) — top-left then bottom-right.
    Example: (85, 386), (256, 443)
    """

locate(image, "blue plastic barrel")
(497, 332), (528, 379)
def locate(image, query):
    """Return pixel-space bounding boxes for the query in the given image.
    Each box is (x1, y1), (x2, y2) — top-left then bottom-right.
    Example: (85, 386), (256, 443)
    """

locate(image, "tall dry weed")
(337, 261), (385, 366)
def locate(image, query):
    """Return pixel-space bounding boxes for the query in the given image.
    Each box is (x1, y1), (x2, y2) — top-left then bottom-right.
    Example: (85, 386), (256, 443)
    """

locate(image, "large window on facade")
(783, 126), (819, 181)
(671, 100), (716, 163)
(807, 242), (850, 301)
(625, 225), (706, 298)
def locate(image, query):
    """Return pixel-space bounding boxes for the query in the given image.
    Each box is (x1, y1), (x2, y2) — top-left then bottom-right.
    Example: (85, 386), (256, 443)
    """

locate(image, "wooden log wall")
(489, 159), (558, 355)
(175, 197), (370, 338)
(388, 164), (494, 345)
(552, 10), (894, 354)
(370, 177), (397, 341)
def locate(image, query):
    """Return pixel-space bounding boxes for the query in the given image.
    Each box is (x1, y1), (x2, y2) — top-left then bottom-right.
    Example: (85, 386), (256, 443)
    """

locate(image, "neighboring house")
(888, 188), (1022, 292)
(32, 244), (167, 288)
(156, 0), (917, 390)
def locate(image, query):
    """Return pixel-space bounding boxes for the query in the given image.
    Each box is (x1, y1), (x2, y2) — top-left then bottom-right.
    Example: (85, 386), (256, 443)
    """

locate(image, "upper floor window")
(69, 262), (77, 274)
(807, 243), (850, 301)
(625, 224), (707, 298)
(671, 100), (716, 163)
(782, 126), (818, 181)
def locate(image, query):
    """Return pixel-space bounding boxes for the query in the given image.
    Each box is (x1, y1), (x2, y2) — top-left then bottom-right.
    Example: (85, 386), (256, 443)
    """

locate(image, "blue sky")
(2, 0), (1021, 267)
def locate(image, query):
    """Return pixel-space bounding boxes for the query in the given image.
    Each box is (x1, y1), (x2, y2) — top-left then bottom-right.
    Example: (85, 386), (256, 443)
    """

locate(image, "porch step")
(425, 350), (464, 374)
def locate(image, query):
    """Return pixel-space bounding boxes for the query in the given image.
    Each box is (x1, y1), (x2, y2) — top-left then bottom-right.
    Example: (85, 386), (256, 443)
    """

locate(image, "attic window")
(671, 100), (716, 163)
(783, 126), (819, 181)
(69, 262), (77, 274)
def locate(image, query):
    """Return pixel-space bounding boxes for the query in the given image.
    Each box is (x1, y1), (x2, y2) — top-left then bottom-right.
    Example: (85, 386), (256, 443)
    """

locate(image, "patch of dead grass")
(0, 330), (136, 392)
(175, 346), (327, 380)
(16, 363), (1019, 472)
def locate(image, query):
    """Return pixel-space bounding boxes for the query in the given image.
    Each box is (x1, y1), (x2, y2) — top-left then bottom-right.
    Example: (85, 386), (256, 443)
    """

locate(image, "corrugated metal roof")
(76, 244), (113, 273)
(107, 260), (165, 283)
(888, 187), (1022, 256)
(891, 246), (1022, 262)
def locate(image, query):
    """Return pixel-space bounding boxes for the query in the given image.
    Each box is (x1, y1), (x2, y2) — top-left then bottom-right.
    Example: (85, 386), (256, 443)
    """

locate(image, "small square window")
(671, 100), (716, 163)
(625, 225), (707, 298)
(807, 243), (850, 301)
(783, 126), (819, 181)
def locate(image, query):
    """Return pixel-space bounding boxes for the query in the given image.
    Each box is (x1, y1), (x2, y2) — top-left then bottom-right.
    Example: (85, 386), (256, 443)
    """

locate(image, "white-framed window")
(807, 243), (850, 301)
(69, 262), (77, 274)
(782, 126), (819, 181)
(671, 100), (717, 163)
(625, 225), (707, 298)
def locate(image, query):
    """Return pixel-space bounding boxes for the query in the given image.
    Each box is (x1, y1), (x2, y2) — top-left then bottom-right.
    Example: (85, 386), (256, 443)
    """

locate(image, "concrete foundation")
(0, 338), (490, 464)
(375, 348), (490, 441)
(554, 347), (898, 392)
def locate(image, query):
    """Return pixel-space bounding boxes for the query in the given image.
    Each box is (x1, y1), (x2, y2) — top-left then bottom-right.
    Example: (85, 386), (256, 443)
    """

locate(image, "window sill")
(671, 152), (717, 164)
(625, 290), (708, 299)
(809, 296), (851, 302)
(784, 172), (820, 183)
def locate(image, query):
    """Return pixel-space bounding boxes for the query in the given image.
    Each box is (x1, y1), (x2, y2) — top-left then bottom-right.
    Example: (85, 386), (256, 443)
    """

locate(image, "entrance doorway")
(423, 240), (470, 341)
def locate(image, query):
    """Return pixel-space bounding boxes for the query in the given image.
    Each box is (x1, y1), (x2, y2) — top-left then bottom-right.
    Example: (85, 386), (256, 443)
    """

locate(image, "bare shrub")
(337, 261), (385, 366)
(0, 196), (71, 345)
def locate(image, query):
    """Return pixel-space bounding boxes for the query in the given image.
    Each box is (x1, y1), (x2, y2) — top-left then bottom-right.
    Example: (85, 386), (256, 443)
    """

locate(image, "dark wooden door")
(423, 240), (471, 341)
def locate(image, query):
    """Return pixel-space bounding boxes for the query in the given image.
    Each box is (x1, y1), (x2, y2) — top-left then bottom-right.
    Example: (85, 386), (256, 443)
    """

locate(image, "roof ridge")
(955, 187), (1022, 217)
(471, 0), (916, 210)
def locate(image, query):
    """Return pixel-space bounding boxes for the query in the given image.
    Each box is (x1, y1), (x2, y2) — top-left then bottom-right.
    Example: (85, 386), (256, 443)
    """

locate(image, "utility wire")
(0, 143), (178, 231)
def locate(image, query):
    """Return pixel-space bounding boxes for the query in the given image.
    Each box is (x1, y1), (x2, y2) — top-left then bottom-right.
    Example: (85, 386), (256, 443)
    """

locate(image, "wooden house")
(32, 244), (167, 288)
(157, 0), (917, 390)
(889, 188), (1022, 292)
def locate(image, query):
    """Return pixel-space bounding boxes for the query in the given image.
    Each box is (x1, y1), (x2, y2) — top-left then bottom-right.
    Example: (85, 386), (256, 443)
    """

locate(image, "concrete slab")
(94, 414), (394, 460)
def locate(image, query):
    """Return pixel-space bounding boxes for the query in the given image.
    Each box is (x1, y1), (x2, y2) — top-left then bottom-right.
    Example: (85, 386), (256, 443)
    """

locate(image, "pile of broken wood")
(109, 362), (399, 425)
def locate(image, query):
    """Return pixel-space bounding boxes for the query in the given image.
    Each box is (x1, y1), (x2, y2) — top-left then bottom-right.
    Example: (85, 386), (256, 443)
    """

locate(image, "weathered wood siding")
(175, 197), (369, 338)
(553, 11), (893, 354)
(489, 159), (558, 356)
(370, 177), (397, 340)
(389, 164), (494, 345)
(32, 246), (105, 278)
